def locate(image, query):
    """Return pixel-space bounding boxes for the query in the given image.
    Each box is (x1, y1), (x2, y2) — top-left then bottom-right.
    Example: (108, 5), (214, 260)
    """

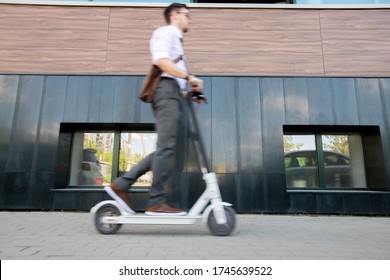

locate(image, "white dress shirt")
(150, 25), (188, 90)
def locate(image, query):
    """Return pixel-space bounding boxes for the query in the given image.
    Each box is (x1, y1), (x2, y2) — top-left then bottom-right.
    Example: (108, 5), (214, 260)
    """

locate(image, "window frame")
(283, 125), (387, 192)
(55, 123), (155, 189)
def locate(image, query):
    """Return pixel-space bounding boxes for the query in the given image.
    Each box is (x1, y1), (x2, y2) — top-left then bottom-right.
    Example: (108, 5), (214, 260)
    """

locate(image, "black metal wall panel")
(284, 77), (310, 125)
(331, 78), (360, 125)
(95, 76), (116, 123)
(237, 77), (263, 173)
(0, 76), (19, 173)
(88, 76), (104, 123)
(355, 78), (384, 125)
(379, 79), (390, 176)
(113, 76), (138, 123)
(236, 173), (265, 212)
(37, 76), (68, 172)
(0, 75), (19, 207)
(0, 74), (390, 214)
(63, 76), (92, 122)
(370, 194), (390, 215)
(259, 78), (288, 213)
(1, 76), (44, 208)
(29, 76), (68, 208)
(260, 77), (285, 174)
(315, 194), (344, 214)
(307, 78), (334, 125)
(196, 76), (213, 163)
(5, 76), (44, 172)
(211, 77), (238, 173)
(235, 78), (265, 212)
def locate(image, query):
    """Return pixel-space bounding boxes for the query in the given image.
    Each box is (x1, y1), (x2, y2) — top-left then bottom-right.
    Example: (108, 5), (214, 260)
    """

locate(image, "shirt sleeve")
(150, 27), (174, 63)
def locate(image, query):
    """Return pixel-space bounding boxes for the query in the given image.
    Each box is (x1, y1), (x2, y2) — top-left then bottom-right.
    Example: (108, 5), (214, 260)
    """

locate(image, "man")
(106, 3), (203, 216)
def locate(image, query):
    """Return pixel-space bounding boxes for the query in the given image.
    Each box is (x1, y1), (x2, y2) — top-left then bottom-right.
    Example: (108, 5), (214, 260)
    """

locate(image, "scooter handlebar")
(189, 91), (207, 103)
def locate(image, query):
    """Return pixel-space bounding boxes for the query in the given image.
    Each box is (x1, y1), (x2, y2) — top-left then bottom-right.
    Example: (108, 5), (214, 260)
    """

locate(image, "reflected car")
(79, 149), (104, 186)
(285, 150), (350, 188)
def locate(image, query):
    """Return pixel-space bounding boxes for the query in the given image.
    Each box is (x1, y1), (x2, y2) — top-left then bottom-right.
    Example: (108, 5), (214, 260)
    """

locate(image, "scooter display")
(90, 92), (236, 236)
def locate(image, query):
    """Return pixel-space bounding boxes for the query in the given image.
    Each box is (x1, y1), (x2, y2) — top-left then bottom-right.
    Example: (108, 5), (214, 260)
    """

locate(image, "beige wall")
(1, 4), (389, 76)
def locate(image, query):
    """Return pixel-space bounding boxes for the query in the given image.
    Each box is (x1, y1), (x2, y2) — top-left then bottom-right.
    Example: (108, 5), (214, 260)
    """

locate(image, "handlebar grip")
(189, 91), (207, 103)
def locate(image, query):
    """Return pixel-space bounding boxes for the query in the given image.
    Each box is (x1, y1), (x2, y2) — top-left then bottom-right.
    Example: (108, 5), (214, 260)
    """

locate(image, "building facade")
(1, 2), (390, 214)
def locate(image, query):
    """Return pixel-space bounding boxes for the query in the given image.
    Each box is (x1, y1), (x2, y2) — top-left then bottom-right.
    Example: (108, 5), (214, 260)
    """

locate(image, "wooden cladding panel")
(320, 9), (390, 76)
(106, 8), (163, 73)
(185, 9), (324, 75)
(105, 8), (324, 75)
(0, 4), (110, 74)
(0, 4), (390, 76)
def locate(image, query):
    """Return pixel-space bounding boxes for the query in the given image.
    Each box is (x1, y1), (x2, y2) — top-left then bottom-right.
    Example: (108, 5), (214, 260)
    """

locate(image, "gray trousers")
(114, 78), (182, 206)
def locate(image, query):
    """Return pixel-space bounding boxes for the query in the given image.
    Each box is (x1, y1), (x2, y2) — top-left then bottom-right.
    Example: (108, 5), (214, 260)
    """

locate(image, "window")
(69, 131), (114, 186)
(283, 126), (387, 191)
(66, 127), (156, 188)
(118, 131), (157, 186)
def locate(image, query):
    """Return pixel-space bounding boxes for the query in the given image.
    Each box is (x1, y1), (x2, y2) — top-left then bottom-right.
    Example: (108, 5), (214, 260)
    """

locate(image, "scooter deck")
(103, 186), (195, 222)
(101, 213), (201, 225)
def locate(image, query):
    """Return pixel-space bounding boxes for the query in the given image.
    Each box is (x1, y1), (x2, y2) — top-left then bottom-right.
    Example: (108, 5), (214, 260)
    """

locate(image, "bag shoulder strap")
(153, 55), (182, 71)
(173, 55), (183, 64)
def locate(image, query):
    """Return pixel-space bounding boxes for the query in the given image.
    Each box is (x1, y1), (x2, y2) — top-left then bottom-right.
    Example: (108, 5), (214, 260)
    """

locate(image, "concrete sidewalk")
(1, 211), (389, 260)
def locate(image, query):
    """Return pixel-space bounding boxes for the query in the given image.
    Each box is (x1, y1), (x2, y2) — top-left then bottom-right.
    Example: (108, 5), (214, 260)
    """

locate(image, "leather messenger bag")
(139, 55), (183, 103)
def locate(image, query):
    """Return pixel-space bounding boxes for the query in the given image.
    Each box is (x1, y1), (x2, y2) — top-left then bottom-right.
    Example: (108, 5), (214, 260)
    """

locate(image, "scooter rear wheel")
(94, 204), (122, 234)
(207, 206), (236, 236)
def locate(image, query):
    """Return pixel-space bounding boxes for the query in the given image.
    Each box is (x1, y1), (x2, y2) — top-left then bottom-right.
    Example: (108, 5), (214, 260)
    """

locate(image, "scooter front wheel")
(94, 204), (122, 234)
(207, 206), (236, 236)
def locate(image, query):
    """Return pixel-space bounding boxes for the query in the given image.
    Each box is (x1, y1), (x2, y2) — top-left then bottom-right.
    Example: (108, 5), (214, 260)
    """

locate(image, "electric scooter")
(90, 92), (236, 236)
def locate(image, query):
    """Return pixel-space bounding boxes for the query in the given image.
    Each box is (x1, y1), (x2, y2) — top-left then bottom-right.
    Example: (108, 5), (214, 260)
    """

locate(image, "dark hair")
(164, 2), (188, 24)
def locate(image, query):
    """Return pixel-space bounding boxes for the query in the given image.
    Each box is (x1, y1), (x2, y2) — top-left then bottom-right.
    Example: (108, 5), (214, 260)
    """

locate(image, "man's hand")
(188, 75), (203, 92)
(190, 91), (207, 104)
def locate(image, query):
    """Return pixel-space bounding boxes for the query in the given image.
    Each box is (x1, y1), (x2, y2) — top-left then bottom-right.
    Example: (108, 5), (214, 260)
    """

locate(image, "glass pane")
(69, 132), (114, 186)
(119, 132), (157, 186)
(322, 134), (367, 188)
(284, 135), (319, 188)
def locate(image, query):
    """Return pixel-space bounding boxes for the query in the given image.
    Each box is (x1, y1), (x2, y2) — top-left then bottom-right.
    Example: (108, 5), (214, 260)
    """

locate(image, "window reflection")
(284, 135), (319, 188)
(70, 132), (114, 186)
(118, 132), (157, 186)
(322, 134), (366, 188)
(69, 131), (157, 187)
(284, 133), (368, 189)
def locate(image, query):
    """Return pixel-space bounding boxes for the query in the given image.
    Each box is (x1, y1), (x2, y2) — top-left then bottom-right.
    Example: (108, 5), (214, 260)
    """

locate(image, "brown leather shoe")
(145, 203), (187, 216)
(109, 182), (131, 208)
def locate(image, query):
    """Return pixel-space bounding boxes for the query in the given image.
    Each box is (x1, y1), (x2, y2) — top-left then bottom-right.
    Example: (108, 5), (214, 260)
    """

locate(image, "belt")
(160, 77), (187, 95)
(160, 77), (176, 81)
